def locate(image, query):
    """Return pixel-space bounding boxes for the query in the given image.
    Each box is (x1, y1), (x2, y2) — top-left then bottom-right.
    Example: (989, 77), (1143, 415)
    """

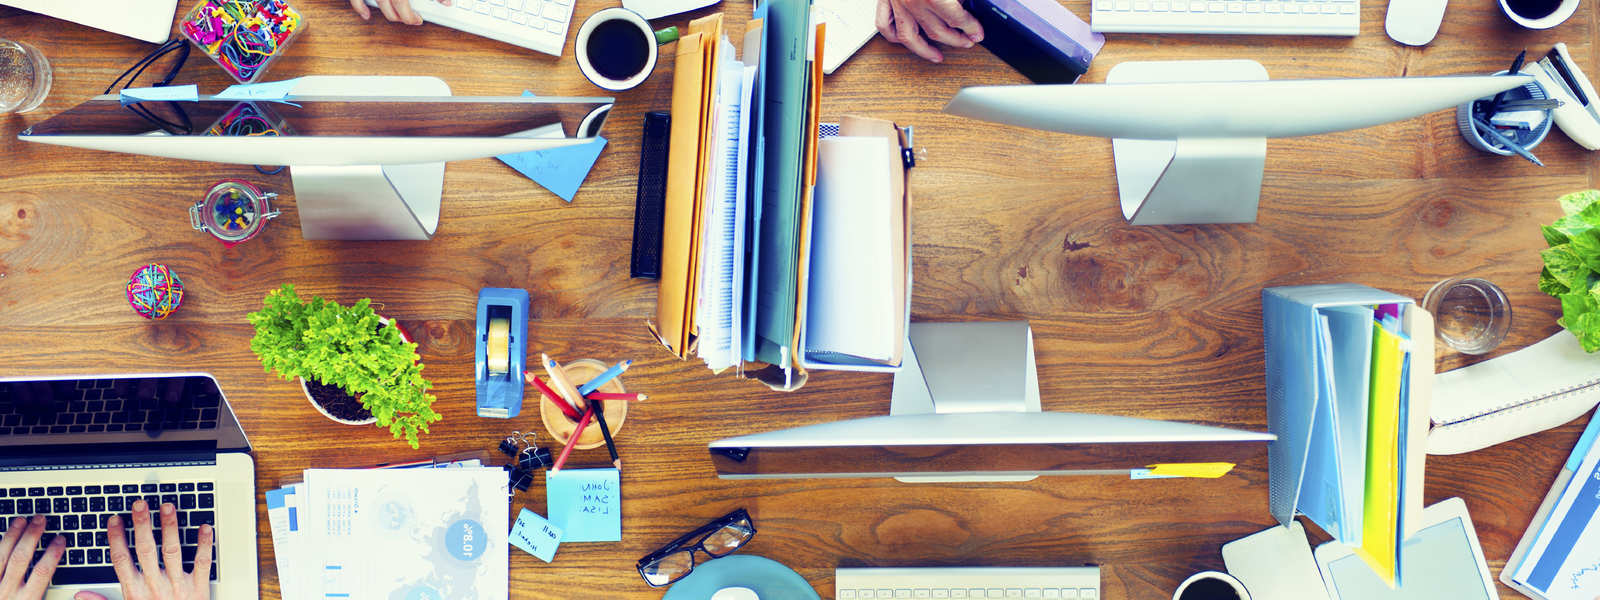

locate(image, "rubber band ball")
(126, 264), (185, 320)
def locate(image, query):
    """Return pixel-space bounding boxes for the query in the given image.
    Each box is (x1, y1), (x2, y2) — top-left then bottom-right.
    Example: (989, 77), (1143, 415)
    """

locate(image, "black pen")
(1492, 50), (1529, 114)
(589, 396), (622, 471)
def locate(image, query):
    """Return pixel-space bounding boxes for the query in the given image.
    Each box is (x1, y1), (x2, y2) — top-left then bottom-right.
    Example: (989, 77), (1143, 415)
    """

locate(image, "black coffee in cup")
(1504, 0), (1561, 18)
(586, 19), (651, 81)
(1177, 578), (1243, 600)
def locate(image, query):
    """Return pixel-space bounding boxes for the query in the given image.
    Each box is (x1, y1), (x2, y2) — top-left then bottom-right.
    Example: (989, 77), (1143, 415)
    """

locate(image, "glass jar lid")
(192, 180), (279, 244)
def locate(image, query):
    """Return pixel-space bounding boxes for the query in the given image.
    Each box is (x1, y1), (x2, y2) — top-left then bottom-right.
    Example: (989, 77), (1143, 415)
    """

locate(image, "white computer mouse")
(1384, 0), (1449, 46)
(709, 587), (760, 600)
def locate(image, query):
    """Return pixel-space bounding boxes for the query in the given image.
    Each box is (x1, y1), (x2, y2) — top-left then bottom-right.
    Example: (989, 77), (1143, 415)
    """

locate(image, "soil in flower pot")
(305, 378), (373, 422)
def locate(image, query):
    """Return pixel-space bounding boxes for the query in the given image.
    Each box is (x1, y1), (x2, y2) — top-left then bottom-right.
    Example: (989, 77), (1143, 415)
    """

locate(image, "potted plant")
(248, 283), (441, 448)
(1541, 190), (1600, 352)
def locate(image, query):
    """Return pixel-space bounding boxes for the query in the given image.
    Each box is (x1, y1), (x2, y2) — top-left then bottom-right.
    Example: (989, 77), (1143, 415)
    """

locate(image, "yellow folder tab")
(1354, 321), (1405, 587)
(1145, 462), (1236, 478)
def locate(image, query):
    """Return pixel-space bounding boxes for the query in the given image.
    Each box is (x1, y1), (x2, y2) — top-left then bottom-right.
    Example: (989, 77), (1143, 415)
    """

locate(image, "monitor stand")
(889, 321), (1043, 483)
(1109, 60), (1269, 226)
(287, 76), (451, 240)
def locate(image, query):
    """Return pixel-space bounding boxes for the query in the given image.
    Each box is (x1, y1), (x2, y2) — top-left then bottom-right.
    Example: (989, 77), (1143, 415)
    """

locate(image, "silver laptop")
(0, 374), (258, 599)
(0, 0), (179, 44)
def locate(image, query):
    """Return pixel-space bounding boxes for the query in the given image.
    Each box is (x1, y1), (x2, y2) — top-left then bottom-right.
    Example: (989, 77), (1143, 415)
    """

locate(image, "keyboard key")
(87, 549), (103, 564)
(16, 499), (30, 514)
(197, 483), (212, 492)
(158, 484), (175, 493)
(190, 511), (214, 527)
(53, 498), (68, 512)
(140, 485), (156, 494)
(197, 493), (214, 509)
(77, 532), (93, 547)
(84, 486), (100, 495)
(122, 485), (138, 494)
(915, 591), (931, 599)
(0, 500), (12, 514)
(90, 497), (104, 512)
(7, 488), (21, 497)
(63, 515), (78, 530)
(1079, 590), (1097, 600)
(108, 497), (123, 512)
(65, 486), (81, 495)
(95, 532), (107, 547)
(68, 549), (84, 565)
(1026, 590), (1042, 599)
(178, 483), (194, 492)
(161, 494), (178, 508)
(71, 498), (86, 512)
(180, 495), (196, 510)
(184, 528), (198, 545)
(46, 487), (62, 496)
(46, 515), (60, 531)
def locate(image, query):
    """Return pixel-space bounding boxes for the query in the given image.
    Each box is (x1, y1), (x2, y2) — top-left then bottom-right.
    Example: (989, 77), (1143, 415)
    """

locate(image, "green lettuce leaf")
(1542, 191), (1600, 352)
(1560, 189), (1600, 216)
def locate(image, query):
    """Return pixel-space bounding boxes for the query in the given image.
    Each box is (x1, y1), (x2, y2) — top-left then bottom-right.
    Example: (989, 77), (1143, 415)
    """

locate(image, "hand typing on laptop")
(875, 0), (985, 63)
(0, 501), (211, 600)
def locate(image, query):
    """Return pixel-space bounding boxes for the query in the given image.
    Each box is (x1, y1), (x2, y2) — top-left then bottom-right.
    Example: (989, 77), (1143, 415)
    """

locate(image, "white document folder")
(803, 135), (898, 365)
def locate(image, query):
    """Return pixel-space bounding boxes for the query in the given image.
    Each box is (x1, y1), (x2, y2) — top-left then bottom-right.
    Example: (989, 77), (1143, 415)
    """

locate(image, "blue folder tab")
(119, 84), (199, 105)
(215, 78), (302, 105)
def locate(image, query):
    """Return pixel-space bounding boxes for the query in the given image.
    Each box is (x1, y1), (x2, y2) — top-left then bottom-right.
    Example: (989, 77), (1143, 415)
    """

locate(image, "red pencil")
(584, 392), (647, 402)
(550, 407), (593, 473)
(525, 372), (583, 421)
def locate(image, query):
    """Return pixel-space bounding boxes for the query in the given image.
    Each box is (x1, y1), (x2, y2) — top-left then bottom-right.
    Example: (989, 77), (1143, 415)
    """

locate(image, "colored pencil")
(550, 407), (593, 473)
(540, 354), (588, 414)
(589, 397), (622, 471)
(524, 371), (582, 421)
(584, 392), (647, 402)
(577, 359), (632, 396)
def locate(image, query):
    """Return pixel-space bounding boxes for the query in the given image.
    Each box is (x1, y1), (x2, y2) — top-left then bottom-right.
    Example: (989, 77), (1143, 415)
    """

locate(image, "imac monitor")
(709, 321), (1274, 482)
(18, 76), (615, 240)
(942, 60), (1532, 226)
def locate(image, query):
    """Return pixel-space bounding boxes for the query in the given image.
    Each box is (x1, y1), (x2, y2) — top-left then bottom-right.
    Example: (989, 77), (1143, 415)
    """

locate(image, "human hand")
(876, 0), (985, 63)
(0, 516), (65, 600)
(71, 501), (212, 600)
(348, 0), (451, 25)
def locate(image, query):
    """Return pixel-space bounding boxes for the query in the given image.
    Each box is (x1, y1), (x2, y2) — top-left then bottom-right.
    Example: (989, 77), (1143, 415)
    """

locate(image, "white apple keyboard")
(836, 566), (1101, 599)
(365, 0), (574, 57)
(1090, 0), (1359, 35)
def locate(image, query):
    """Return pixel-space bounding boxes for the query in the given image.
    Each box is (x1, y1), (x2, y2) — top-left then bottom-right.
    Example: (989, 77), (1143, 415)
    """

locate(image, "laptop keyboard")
(0, 482), (219, 584)
(0, 378), (221, 436)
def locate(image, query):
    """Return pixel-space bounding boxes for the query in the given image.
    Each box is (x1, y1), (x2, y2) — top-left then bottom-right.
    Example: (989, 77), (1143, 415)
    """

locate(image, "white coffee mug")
(1173, 571), (1251, 600)
(575, 7), (671, 91)
(1498, 0), (1579, 29)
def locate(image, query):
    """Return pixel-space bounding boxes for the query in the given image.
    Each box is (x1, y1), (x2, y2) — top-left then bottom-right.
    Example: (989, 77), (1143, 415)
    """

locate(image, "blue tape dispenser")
(475, 287), (530, 418)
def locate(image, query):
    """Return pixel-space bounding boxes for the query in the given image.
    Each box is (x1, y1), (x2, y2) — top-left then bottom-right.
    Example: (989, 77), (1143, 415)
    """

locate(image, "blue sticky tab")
(498, 137), (608, 203)
(509, 508), (563, 562)
(494, 89), (607, 203)
(214, 78), (302, 106)
(119, 84), (199, 105)
(546, 468), (621, 542)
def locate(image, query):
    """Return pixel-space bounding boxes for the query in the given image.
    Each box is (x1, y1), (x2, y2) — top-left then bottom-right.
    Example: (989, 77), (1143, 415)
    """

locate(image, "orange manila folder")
(652, 14), (725, 359)
(783, 22), (826, 387)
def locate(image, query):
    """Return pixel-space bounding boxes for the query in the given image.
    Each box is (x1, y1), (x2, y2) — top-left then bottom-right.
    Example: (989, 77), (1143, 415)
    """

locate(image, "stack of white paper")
(265, 462), (507, 600)
(804, 135), (898, 365)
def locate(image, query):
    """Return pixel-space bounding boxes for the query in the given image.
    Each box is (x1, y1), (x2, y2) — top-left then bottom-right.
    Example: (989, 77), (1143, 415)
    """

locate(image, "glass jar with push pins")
(191, 180), (280, 246)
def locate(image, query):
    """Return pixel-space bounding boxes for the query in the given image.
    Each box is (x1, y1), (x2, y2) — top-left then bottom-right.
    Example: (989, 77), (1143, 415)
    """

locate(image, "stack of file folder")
(650, 0), (913, 390)
(264, 460), (509, 599)
(1262, 283), (1435, 587)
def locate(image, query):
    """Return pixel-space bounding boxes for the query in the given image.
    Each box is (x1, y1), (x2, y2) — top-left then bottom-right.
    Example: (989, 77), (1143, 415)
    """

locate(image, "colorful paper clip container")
(179, 0), (306, 83)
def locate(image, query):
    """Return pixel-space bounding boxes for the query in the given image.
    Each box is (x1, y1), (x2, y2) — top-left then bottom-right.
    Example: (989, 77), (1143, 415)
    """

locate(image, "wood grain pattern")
(1, 0), (1597, 597)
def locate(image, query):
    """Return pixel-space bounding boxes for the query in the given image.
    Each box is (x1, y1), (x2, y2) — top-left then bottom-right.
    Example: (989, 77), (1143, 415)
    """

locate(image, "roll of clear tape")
(487, 317), (511, 375)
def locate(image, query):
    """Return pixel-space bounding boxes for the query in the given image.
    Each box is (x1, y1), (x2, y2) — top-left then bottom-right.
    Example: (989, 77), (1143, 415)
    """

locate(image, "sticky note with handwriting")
(509, 508), (562, 562)
(546, 468), (620, 542)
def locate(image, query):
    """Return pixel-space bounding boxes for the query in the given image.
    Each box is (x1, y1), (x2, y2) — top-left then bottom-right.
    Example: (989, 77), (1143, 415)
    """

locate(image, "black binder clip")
(498, 430), (552, 495)
(899, 126), (917, 169)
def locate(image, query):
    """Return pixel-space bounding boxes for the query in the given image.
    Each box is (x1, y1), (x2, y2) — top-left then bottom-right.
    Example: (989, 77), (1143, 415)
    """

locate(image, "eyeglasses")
(106, 39), (194, 135)
(636, 508), (756, 587)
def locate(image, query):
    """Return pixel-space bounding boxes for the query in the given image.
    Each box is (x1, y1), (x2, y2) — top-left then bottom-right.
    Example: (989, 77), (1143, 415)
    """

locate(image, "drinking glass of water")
(0, 39), (51, 114)
(1422, 277), (1512, 355)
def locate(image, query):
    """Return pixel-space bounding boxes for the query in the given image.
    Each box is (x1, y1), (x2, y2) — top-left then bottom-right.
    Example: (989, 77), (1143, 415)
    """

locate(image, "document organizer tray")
(1262, 283), (1414, 542)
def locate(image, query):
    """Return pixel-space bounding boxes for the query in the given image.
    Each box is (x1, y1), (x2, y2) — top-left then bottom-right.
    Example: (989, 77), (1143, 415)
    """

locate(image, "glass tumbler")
(0, 39), (50, 114)
(1422, 277), (1512, 355)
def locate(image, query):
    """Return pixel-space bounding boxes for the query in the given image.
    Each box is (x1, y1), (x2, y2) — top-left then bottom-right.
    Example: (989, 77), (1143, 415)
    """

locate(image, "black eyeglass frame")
(635, 508), (756, 587)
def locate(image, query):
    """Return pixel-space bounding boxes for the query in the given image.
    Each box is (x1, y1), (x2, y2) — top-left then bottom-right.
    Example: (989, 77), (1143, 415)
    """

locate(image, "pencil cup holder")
(540, 358), (628, 450)
(1456, 70), (1553, 156)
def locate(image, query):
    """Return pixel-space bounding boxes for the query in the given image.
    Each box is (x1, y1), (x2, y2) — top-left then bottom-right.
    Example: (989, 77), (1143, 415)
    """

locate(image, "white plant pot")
(300, 377), (378, 425)
(295, 315), (410, 426)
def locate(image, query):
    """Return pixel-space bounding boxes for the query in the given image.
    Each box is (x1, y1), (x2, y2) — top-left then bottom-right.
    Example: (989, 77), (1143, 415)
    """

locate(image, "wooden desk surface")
(2, 1), (1596, 597)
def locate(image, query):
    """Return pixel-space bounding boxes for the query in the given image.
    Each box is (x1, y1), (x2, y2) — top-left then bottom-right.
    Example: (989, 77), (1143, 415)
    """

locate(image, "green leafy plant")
(1540, 190), (1600, 352)
(247, 283), (441, 448)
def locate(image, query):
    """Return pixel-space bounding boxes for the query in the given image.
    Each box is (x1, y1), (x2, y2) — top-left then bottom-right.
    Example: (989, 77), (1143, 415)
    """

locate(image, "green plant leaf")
(1543, 245), (1591, 292)
(247, 284), (440, 448)
(1560, 190), (1600, 216)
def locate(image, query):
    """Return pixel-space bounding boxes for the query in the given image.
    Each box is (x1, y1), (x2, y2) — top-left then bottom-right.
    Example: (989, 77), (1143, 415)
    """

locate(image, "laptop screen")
(0, 374), (251, 468)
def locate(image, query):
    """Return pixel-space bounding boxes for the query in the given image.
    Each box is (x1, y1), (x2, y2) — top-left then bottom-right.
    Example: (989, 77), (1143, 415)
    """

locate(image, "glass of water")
(1422, 277), (1512, 355)
(0, 39), (51, 114)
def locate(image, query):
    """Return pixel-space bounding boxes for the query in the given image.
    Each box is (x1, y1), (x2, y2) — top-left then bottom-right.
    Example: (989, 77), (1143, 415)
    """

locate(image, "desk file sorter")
(1263, 284), (1434, 587)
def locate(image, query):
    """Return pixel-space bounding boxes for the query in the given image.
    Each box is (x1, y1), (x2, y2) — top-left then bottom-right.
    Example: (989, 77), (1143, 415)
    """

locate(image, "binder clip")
(498, 431), (552, 494)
